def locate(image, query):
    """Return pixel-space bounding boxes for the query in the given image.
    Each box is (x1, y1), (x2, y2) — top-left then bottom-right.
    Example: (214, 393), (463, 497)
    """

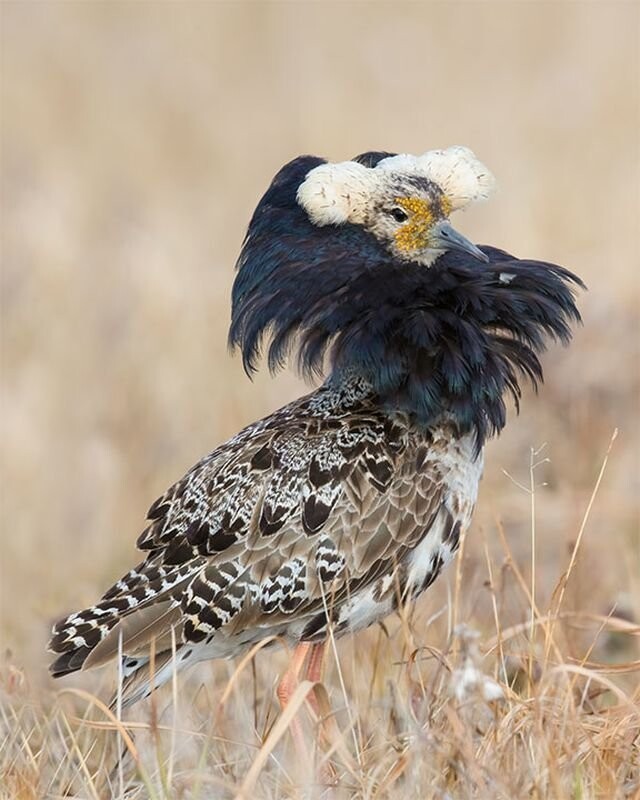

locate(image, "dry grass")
(1, 2), (639, 798)
(2, 454), (639, 799)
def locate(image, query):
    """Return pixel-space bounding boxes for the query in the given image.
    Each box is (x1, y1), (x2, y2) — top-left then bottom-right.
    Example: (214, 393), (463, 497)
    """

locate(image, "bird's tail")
(109, 645), (197, 710)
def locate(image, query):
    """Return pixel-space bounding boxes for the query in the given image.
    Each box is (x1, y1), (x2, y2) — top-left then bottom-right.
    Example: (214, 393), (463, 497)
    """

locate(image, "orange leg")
(277, 641), (336, 785)
(303, 642), (325, 718)
(303, 642), (337, 785)
(276, 642), (328, 754)
(276, 642), (312, 759)
(305, 642), (325, 683)
(276, 642), (311, 709)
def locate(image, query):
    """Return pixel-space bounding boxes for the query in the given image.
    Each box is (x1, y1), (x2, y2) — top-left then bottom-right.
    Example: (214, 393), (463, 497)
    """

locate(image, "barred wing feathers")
(48, 391), (446, 681)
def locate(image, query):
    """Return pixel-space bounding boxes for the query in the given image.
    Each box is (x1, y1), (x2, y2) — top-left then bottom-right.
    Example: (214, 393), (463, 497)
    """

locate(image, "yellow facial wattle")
(393, 195), (452, 253)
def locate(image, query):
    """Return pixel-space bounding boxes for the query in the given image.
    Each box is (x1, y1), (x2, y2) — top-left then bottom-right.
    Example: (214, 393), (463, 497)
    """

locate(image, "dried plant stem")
(545, 429), (618, 665)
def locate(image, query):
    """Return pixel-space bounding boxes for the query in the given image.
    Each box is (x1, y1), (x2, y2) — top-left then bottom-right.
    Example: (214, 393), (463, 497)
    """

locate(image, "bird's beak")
(431, 221), (489, 263)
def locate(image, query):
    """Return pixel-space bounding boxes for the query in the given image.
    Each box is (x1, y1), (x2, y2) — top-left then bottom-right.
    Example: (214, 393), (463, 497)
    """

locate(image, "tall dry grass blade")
(528, 443), (549, 683)
(318, 577), (362, 767)
(545, 428), (619, 665)
(214, 636), (279, 725)
(451, 517), (470, 651)
(310, 681), (359, 776)
(116, 628), (124, 799)
(167, 627), (178, 790)
(57, 711), (101, 800)
(546, 664), (637, 709)
(484, 611), (640, 655)
(56, 688), (159, 799)
(234, 679), (318, 799)
(482, 531), (508, 685)
(495, 516), (564, 664)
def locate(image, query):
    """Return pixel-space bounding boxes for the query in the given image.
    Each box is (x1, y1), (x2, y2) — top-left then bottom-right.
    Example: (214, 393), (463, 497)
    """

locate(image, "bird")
(48, 146), (583, 719)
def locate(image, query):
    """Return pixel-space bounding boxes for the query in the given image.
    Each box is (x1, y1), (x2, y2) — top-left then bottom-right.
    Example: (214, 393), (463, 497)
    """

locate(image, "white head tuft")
(296, 161), (379, 227)
(377, 146), (495, 210)
(297, 146), (495, 226)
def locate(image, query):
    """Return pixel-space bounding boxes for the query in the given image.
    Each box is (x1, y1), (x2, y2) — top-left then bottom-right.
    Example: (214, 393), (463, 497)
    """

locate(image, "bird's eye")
(389, 207), (409, 223)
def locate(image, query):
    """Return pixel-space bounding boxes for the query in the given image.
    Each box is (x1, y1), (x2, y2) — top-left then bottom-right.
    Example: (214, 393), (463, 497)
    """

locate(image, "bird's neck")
(311, 369), (378, 415)
(315, 368), (429, 424)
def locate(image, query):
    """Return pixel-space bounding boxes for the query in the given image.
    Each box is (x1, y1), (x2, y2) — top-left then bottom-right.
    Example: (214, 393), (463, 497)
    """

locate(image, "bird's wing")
(49, 394), (446, 673)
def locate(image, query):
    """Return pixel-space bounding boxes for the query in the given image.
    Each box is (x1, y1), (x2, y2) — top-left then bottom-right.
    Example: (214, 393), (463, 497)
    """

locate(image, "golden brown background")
(2, 0), (638, 699)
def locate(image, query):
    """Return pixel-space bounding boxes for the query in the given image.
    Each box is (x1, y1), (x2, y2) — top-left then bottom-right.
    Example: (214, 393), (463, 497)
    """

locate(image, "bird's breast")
(404, 430), (483, 595)
(331, 430), (484, 635)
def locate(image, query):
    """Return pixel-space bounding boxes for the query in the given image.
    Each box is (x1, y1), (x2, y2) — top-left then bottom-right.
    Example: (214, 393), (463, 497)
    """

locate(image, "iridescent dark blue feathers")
(230, 156), (584, 447)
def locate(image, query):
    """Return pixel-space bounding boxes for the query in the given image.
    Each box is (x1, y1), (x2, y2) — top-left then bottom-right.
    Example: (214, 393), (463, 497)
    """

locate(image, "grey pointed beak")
(432, 221), (488, 263)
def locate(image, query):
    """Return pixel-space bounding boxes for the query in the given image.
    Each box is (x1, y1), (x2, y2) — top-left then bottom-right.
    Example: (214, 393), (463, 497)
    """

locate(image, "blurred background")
(1, 1), (638, 683)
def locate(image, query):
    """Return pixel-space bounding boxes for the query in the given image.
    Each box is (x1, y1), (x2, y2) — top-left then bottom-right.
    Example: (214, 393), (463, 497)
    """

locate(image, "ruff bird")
(49, 147), (583, 715)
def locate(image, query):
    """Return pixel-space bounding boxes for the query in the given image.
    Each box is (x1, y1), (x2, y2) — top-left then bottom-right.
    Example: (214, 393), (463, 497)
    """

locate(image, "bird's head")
(296, 147), (494, 267)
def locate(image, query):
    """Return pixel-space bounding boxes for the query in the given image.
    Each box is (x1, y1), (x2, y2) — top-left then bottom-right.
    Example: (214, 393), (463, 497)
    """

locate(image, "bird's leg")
(302, 641), (338, 786)
(303, 641), (325, 718)
(277, 641), (336, 784)
(277, 642), (312, 708)
(276, 642), (312, 758)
